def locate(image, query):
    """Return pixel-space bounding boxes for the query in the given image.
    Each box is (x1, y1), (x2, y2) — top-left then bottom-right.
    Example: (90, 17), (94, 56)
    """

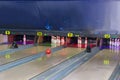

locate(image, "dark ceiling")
(0, 1), (118, 32)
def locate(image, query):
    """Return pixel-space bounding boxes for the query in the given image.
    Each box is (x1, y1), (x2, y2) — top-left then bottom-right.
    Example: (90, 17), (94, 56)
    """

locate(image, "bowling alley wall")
(0, 34), (37, 44)
(0, 34), (8, 43)
(37, 36), (43, 44)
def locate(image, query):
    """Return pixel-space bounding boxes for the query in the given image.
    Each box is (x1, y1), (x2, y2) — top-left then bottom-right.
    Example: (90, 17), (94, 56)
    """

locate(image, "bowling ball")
(45, 48), (51, 54)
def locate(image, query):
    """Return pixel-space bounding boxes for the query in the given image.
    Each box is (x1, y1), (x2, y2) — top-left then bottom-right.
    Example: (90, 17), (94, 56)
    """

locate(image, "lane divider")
(44, 54), (87, 80)
(0, 46), (64, 72)
(48, 48), (99, 80)
(30, 51), (86, 80)
(109, 62), (120, 80)
(0, 44), (34, 56)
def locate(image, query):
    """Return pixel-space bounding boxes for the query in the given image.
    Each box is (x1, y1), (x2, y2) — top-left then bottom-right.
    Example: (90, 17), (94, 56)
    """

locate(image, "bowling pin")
(54, 36), (57, 44)
(61, 37), (65, 45)
(56, 36), (60, 46)
(66, 37), (71, 45)
(51, 36), (57, 47)
(23, 35), (26, 45)
(85, 37), (87, 48)
(56, 36), (60, 44)
(51, 36), (54, 44)
(78, 37), (82, 48)
(116, 39), (119, 47)
(114, 38), (117, 51)
(111, 39), (115, 52)
(78, 37), (82, 44)
(118, 39), (120, 48)
(111, 39), (114, 47)
(109, 38), (112, 49)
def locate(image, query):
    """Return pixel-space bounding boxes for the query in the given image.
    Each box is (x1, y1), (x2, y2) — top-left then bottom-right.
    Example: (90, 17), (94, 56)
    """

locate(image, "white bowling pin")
(56, 36), (60, 46)
(85, 37), (87, 48)
(57, 36), (60, 44)
(23, 35), (26, 45)
(116, 39), (119, 47)
(61, 37), (65, 45)
(109, 38), (112, 49)
(78, 37), (82, 48)
(54, 36), (57, 44)
(118, 39), (120, 47)
(78, 37), (82, 44)
(115, 38), (117, 47)
(51, 36), (54, 44)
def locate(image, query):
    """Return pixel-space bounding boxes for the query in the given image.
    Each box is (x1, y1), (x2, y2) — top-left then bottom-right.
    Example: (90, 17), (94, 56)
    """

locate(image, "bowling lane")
(0, 48), (85, 80)
(0, 44), (11, 51)
(63, 49), (120, 80)
(0, 44), (23, 51)
(0, 46), (53, 65)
